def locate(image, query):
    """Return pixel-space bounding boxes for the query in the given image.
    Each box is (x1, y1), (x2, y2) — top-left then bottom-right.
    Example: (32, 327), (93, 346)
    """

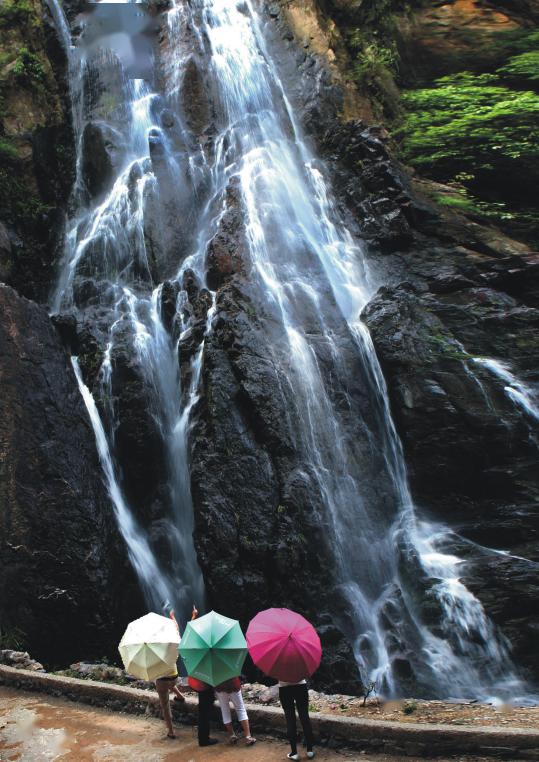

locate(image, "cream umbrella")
(118, 612), (180, 681)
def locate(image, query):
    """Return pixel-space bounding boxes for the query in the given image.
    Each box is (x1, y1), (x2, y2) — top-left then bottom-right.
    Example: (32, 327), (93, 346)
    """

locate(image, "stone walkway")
(0, 687), (494, 761)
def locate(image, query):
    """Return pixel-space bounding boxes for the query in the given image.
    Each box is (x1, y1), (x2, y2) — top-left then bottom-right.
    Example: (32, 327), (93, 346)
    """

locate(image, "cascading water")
(50, 0), (206, 622)
(49, 0), (533, 699)
(473, 357), (539, 426)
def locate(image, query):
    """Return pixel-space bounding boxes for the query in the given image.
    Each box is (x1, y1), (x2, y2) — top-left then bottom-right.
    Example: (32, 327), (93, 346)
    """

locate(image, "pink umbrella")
(246, 608), (322, 683)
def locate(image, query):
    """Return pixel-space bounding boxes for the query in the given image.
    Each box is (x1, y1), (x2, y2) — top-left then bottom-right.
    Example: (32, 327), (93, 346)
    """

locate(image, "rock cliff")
(0, 284), (141, 662)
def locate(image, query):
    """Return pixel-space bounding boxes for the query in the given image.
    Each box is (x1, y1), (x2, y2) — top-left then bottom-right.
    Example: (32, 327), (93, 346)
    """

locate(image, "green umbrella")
(179, 610), (247, 687)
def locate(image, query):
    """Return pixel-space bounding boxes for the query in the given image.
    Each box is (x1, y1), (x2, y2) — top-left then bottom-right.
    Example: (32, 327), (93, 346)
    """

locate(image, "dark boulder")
(0, 284), (140, 664)
(81, 121), (121, 200)
(205, 178), (246, 291)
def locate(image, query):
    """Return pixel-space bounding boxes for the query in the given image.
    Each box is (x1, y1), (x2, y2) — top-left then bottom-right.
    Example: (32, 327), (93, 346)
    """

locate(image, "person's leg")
(172, 684), (185, 702)
(216, 691), (236, 742)
(279, 686), (298, 757)
(295, 685), (314, 753)
(155, 679), (175, 737)
(231, 690), (256, 745)
(198, 688), (217, 746)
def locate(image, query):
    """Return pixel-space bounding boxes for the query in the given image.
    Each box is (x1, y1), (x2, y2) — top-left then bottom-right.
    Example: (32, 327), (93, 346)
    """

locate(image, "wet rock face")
(190, 281), (361, 693)
(319, 121), (419, 252)
(0, 285), (141, 664)
(108, 321), (169, 526)
(363, 275), (539, 682)
(189, 182), (362, 694)
(205, 178), (246, 290)
(181, 57), (211, 137)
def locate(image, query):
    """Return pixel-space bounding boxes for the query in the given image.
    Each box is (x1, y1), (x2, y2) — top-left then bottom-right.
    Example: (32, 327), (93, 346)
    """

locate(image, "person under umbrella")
(188, 606), (219, 747)
(247, 608), (321, 760)
(154, 610), (185, 739)
(278, 677), (314, 760)
(118, 611), (183, 739)
(214, 675), (256, 746)
(181, 606), (249, 747)
(188, 674), (218, 747)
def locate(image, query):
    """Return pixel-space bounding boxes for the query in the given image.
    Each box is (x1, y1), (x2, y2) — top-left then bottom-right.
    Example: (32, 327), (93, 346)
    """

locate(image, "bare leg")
(158, 692), (175, 737)
(224, 721), (237, 742)
(240, 718), (257, 745)
(172, 685), (185, 701)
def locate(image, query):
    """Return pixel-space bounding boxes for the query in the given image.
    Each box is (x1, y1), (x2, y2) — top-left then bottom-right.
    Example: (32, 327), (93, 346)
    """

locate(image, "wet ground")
(0, 686), (497, 761)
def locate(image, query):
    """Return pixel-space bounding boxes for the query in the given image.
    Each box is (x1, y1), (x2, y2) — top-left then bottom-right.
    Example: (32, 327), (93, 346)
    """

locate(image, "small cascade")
(71, 356), (173, 608)
(473, 357), (539, 425)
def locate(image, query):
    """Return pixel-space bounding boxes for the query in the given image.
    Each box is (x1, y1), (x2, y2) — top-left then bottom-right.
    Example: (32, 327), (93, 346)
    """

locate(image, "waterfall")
(51, 0), (206, 623)
(49, 0), (532, 699)
(71, 356), (173, 608)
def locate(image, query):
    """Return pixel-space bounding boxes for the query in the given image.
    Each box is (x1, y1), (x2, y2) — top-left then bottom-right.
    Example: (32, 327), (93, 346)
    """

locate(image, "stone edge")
(1, 665), (539, 758)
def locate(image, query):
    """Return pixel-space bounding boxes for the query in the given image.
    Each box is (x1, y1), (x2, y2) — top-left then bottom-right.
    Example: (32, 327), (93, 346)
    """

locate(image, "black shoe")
(199, 738), (219, 747)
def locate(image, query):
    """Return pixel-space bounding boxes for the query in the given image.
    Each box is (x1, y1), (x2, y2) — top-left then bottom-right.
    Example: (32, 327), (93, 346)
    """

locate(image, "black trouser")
(197, 687), (215, 744)
(279, 684), (314, 754)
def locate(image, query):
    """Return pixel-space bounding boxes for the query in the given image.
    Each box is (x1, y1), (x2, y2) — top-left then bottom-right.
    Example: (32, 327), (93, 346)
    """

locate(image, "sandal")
(228, 734), (238, 744)
(245, 736), (257, 746)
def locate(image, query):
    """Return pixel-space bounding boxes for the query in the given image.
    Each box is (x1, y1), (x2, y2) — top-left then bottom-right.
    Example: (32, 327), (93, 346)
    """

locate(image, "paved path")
(0, 686), (492, 761)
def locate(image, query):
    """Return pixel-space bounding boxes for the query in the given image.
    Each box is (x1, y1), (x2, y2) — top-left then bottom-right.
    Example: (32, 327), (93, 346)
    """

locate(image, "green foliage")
(501, 30), (539, 56)
(434, 193), (477, 213)
(13, 46), (46, 87)
(350, 32), (399, 90)
(0, 139), (19, 160)
(0, 0), (34, 26)
(0, 167), (49, 223)
(433, 188), (530, 223)
(498, 51), (539, 82)
(396, 26), (539, 242)
(399, 72), (539, 172)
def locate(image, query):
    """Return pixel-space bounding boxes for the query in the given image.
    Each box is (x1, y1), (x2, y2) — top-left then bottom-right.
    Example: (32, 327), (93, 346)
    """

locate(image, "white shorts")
(215, 689), (248, 724)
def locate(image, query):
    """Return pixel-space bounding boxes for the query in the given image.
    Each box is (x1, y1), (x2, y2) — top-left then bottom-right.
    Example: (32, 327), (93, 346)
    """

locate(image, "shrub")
(0, 139), (19, 161)
(399, 72), (539, 174)
(13, 46), (46, 87)
(0, 0), (34, 26)
(498, 51), (539, 83)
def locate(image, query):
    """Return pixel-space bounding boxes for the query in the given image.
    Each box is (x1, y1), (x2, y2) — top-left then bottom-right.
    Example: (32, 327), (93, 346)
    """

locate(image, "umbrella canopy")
(118, 612), (180, 681)
(179, 610), (247, 687)
(246, 608), (321, 683)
